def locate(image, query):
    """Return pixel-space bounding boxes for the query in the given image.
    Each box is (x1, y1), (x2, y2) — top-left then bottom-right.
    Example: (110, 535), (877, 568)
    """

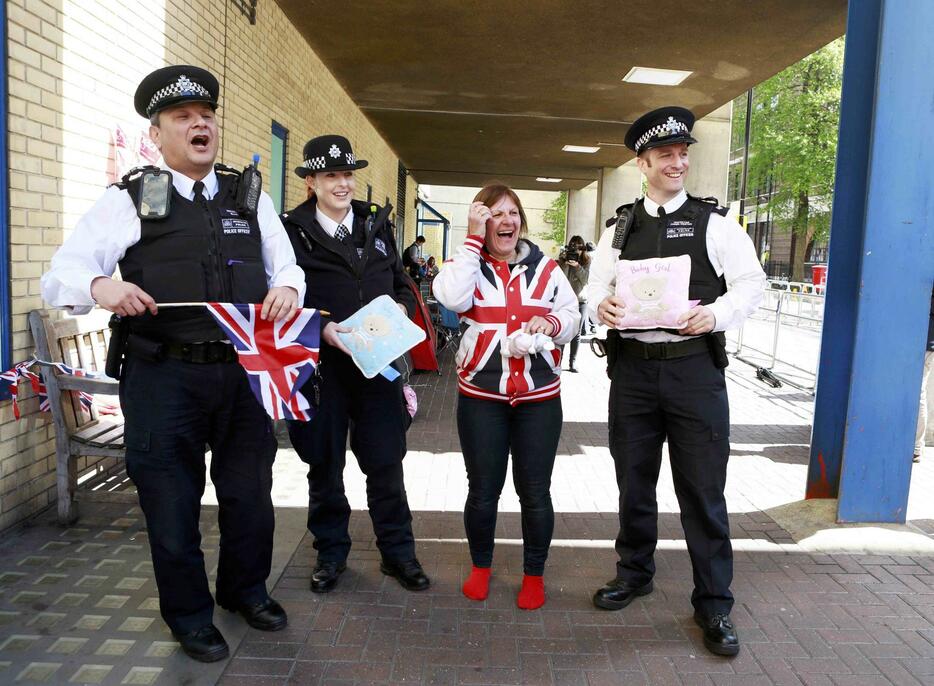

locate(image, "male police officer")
(41, 65), (305, 662)
(587, 107), (765, 656)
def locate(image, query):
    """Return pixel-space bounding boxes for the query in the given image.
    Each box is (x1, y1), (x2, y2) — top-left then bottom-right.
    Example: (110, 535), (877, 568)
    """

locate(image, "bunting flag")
(205, 303), (321, 422)
(0, 357), (117, 419)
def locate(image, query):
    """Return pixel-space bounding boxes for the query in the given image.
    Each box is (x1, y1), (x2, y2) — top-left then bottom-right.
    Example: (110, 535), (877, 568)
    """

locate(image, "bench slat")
(77, 424), (125, 449)
(72, 419), (122, 443)
(58, 376), (119, 394)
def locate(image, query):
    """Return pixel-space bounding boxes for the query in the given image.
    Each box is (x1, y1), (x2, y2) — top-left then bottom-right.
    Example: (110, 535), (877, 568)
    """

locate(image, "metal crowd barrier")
(732, 287), (824, 392)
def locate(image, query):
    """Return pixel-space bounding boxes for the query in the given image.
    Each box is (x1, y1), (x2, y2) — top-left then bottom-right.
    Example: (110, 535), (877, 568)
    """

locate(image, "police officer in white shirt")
(41, 65), (305, 663)
(587, 106), (765, 657)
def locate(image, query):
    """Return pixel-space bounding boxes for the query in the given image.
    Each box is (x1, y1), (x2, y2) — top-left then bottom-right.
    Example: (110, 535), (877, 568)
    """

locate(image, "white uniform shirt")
(314, 206), (354, 238)
(586, 189), (766, 343)
(41, 165), (306, 314)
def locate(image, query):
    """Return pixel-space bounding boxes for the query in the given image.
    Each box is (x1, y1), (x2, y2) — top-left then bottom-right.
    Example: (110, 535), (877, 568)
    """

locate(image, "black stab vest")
(119, 171), (267, 342)
(619, 196), (727, 308)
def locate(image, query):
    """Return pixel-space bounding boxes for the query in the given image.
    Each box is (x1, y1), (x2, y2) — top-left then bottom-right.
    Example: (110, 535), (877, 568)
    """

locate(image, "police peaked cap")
(134, 65), (219, 118)
(625, 106), (697, 154)
(295, 135), (369, 178)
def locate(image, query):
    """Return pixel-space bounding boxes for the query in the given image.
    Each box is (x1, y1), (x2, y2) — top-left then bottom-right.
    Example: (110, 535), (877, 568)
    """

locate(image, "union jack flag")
(206, 303), (321, 422)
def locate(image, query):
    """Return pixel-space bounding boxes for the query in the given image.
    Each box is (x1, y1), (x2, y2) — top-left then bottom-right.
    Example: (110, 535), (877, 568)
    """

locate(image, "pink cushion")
(614, 255), (694, 330)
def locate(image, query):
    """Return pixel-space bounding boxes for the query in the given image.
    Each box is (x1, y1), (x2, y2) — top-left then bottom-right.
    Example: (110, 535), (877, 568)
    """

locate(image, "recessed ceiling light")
(536, 177), (562, 183)
(562, 145), (600, 153)
(622, 66), (693, 86)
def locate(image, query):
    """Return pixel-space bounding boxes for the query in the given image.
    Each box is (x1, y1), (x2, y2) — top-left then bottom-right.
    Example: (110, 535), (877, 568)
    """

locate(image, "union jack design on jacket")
(432, 236), (580, 405)
(206, 303), (321, 422)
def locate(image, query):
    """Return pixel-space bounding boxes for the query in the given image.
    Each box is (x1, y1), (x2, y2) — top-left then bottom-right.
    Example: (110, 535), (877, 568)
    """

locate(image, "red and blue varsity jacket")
(432, 236), (581, 405)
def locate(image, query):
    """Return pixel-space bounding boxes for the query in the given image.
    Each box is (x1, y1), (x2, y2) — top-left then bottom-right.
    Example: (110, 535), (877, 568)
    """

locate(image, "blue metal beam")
(809, 0), (934, 521)
(0, 0), (12, 400)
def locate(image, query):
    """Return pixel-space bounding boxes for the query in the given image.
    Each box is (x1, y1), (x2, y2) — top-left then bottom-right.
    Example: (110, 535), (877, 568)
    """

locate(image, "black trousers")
(608, 348), (733, 616)
(287, 347), (415, 564)
(568, 301), (587, 365)
(121, 355), (277, 634)
(457, 395), (562, 575)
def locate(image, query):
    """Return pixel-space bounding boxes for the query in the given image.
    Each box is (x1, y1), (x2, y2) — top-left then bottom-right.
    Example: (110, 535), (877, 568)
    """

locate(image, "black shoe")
(694, 611), (740, 656)
(592, 578), (653, 610)
(220, 597), (288, 632)
(311, 561), (347, 593)
(568, 365), (578, 373)
(380, 557), (431, 591)
(172, 624), (229, 662)
(913, 453), (921, 463)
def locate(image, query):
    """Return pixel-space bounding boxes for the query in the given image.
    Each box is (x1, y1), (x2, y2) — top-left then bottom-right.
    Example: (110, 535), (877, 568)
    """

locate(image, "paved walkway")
(1, 339), (933, 685)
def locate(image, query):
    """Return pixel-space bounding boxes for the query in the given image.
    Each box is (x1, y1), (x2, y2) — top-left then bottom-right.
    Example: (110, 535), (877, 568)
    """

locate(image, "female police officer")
(41, 65), (304, 662)
(280, 135), (430, 594)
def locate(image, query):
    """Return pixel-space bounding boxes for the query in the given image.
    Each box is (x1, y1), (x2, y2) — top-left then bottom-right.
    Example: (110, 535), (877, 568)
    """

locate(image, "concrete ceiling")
(276, 0), (847, 190)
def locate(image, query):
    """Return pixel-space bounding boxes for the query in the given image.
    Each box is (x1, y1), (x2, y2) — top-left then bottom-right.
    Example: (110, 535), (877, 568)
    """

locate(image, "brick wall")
(0, 0), (406, 530)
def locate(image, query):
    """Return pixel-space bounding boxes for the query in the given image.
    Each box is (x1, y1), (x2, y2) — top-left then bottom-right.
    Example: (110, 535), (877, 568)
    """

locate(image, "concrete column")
(566, 182), (598, 244)
(595, 160), (642, 241)
(685, 101), (733, 202)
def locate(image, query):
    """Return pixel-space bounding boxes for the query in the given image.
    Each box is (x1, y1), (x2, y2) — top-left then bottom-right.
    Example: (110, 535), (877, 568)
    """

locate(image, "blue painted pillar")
(807, 0), (934, 521)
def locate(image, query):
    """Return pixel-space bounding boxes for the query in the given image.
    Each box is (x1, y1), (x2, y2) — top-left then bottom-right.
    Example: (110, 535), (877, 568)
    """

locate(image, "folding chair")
(435, 304), (462, 360)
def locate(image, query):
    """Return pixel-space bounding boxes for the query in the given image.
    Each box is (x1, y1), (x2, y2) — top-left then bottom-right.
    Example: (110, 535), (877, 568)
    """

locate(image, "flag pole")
(153, 302), (330, 316)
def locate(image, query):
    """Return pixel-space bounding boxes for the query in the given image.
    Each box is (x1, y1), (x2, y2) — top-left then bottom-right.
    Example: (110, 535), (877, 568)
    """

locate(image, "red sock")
(517, 574), (545, 610)
(462, 566), (492, 601)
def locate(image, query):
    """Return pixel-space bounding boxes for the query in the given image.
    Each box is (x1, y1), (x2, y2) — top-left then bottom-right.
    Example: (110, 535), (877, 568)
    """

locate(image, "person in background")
(432, 184), (580, 610)
(424, 255), (440, 280)
(404, 235), (427, 283)
(914, 285), (934, 463)
(558, 234), (591, 372)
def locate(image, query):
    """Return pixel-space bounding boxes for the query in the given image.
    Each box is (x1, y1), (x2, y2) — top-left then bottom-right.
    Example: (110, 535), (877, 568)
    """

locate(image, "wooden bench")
(29, 309), (124, 524)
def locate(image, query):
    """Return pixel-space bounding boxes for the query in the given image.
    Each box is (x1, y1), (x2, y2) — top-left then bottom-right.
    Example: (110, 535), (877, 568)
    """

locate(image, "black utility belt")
(618, 336), (709, 361)
(126, 334), (238, 364)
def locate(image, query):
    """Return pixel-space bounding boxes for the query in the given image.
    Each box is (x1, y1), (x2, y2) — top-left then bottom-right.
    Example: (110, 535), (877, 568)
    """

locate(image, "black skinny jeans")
(456, 395), (563, 575)
(568, 301), (587, 365)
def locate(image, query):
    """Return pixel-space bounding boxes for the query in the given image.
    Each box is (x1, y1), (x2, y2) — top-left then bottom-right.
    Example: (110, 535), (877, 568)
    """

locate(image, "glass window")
(270, 122), (288, 213)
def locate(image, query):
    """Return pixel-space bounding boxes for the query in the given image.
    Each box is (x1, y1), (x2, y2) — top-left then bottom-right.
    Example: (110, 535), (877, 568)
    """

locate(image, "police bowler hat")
(295, 135), (368, 178)
(625, 106), (697, 154)
(134, 65), (219, 119)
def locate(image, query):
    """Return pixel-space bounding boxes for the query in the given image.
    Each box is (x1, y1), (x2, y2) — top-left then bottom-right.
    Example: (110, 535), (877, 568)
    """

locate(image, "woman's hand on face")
(467, 201), (491, 234)
(525, 316), (555, 336)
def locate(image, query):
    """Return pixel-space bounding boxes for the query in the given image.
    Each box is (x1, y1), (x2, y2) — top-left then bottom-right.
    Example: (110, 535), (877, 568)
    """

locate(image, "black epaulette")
(109, 165), (160, 190)
(214, 162), (241, 177)
(688, 193), (729, 216)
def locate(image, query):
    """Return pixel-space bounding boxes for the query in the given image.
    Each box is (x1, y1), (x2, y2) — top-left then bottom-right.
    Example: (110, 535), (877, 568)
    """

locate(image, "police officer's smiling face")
(484, 195), (522, 261)
(308, 171), (355, 220)
(637, 143), (690, 203)
(149, 102), (218, 179)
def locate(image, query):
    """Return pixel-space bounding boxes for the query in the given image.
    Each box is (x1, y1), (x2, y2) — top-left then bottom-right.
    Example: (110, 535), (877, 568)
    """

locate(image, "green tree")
(745, 37), (844, 281)
(540, 190), (568, 245)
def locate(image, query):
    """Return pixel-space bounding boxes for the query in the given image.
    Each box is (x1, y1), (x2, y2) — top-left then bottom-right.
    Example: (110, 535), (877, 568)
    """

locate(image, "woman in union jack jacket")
(432, 184), (580, 610)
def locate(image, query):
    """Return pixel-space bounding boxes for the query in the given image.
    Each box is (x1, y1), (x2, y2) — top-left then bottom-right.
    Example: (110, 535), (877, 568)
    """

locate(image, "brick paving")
(2, 339), (934, 684)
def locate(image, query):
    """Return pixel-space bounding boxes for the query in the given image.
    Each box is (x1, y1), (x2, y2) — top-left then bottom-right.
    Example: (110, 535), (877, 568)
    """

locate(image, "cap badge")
(177, 75), (197, 94)
(329, 144), (342, 158)
(665, 116), (681, 136)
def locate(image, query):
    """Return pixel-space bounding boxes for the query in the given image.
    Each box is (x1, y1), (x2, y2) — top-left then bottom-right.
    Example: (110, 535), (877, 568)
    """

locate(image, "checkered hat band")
(302, 156), (327, 171)
(635, 121), (689, 152)
(147, 76), (211, 115)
